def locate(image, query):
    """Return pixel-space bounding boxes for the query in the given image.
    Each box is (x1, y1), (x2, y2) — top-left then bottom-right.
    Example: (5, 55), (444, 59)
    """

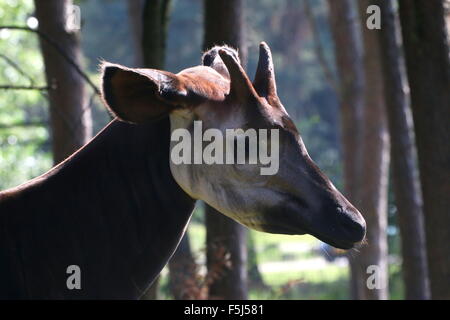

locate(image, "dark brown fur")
(0, 119), (195, 299)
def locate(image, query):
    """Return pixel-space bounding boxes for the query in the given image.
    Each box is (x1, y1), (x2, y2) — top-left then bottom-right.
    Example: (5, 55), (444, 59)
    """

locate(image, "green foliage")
(252, 267), (349, 300)
(0, 126), (51, 189)
(0, 0), (51, 189)
(0, 0), (406, 300)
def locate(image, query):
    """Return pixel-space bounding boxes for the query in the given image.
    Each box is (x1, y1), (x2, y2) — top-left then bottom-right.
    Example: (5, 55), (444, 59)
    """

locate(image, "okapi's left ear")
(218, 49), (259, 102)
(101, 62), (188, 124)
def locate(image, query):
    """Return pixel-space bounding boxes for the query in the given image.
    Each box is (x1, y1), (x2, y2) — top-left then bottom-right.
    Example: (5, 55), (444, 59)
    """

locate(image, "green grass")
(249, 264), (349, 300)
(262, 265), (347, 286)
(251, 230), (319, 262)
(248, 264), (404, 300)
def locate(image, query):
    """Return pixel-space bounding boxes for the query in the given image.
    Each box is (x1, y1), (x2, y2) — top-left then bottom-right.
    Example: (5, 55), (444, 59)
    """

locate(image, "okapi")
(0, 43), (365, 299)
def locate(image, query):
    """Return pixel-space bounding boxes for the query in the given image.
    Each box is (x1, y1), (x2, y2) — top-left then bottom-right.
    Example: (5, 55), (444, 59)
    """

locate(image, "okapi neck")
(0, 118), (196, 299)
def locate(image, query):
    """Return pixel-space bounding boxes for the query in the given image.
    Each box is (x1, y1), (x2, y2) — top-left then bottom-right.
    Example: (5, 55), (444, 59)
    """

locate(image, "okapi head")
(101, 42), (366, 249)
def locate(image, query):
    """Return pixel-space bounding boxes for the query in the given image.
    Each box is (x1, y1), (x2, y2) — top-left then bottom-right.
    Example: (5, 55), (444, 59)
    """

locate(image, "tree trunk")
(374, 0), (430, 300)
(398, 0), (450, 300)
(203, 0), (247, 62)
(168, 234), (201, 299)
(353, 0), (391, 300)
(203, 0), (248, 300)
(139, 0), (170, 299)
(247, 232), (265, 289)
(126, 0), (144, 66)
(446, 0), (450, 34)
(136, 0), (199, 300)
(326, 0), (365, 300)
(34, 0), (92, 164)
(205, 206), (248, 300)
(142, 0), (171, 68)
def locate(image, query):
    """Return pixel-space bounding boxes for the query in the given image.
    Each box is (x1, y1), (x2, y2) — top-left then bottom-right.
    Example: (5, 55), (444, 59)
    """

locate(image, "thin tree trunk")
(126, 0), (144, 66)
(247, 232), (265, 289)
(168, 234), (201, 299)
(354, 0), (390, 300)
(34, 0), (92, 164)
(137, 0), (199, 300)
(326, 0), (364, 300)
(142, 0), (171, 68)
(446, 0), (450, 34)
(205, 206), (248, 300)
(375, 0), (429, 300)
(203, 0), (248, 300)
(398, 0), (450, 300)
(139, 0), (170, 299)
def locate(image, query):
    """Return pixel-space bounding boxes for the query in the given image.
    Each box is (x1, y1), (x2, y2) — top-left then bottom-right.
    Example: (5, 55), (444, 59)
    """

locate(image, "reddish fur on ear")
(101, 62), (230, 124)
(101, 62), (178, 124)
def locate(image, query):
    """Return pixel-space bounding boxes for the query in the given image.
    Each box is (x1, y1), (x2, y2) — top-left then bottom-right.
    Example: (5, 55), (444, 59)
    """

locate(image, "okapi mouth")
(309, 232), (359, 250)
(259, 221), (360, 250)
(256, 219), (360, 250)
(307, 213), (367, 250)
(303, 212), (367, 250)
(251, 198), (366, 250)
(258, 223), (308, 236)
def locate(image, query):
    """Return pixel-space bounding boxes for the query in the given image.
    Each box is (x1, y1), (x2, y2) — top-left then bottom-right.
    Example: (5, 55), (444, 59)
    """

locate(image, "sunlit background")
(2, 0), (446, 299)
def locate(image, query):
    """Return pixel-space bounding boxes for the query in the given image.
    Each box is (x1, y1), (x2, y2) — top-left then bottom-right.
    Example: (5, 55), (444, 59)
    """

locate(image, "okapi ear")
(101, 62), (186, 124)
(253, 42), (280, 107)
(218, 49), (258, 101)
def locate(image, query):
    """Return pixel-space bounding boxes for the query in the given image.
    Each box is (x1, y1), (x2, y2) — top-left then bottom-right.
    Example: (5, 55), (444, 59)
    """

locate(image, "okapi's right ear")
(101, 62), (186, 124)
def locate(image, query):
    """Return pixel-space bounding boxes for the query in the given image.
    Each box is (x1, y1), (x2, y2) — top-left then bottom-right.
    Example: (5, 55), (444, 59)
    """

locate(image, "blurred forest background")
(0, 0), (449, 300)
